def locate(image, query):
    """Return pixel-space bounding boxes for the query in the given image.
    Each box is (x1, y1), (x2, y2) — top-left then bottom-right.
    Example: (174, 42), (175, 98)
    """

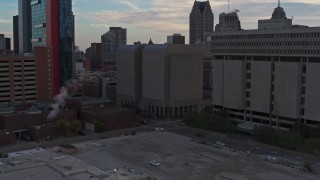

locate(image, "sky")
(0, 0), (320, 51)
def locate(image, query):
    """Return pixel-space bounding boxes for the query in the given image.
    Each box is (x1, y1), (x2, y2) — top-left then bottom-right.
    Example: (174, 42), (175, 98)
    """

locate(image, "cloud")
(0, 18), (11, 24)
(91, 23), (109, 29)
(72, 0), (320, 49)
(112, 0), (140, 11)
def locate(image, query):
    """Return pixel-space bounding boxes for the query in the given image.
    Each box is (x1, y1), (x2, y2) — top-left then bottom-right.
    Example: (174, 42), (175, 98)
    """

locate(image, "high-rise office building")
(18, 0), (32, 54)
(31, 0), (74, 93)
(189, 0), (214, 44)
(85, 43), (102, 71)
(0, 34), (11, 53)
(116, 44), (145, 107)
(5, 38), (11, 50)
(167, 34), (185, 44)
(13, 15), (19, 54)
(117, 44), (203, 117)
(215, 11), (242, 32)
(211, 3), (320, 129)
(101, 27), (127, 61)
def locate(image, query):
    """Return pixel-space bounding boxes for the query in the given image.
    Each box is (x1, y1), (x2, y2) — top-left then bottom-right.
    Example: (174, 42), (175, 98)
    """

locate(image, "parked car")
(216, 141), (226, 146)
(150, 160), (161, 167)
(195, 133), (204, 138)
(140, 120), (147, 125)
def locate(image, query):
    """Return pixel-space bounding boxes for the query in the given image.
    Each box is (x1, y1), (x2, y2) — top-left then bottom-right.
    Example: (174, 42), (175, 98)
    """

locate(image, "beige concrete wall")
(223, 60), (245, 110)
(169, 53), (203, 107)
(250, 61), (272, 113)
(305, 63), (320, 122)
(212, 60), (224, 106)
(142, 44), (203, 111)
(116, 45), (143, 105)
(274, 62), (301, 118)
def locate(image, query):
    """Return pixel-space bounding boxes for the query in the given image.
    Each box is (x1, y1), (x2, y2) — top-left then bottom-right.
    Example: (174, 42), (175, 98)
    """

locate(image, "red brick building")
(0, 47), (54, 107)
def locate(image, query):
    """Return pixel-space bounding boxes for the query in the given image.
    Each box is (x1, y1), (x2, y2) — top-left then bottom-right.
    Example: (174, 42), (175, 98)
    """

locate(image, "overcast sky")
(0, 0), (320, 51)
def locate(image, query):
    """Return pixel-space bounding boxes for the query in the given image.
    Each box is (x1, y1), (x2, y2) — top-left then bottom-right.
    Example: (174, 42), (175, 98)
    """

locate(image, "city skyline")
(1, 0), (320, 50)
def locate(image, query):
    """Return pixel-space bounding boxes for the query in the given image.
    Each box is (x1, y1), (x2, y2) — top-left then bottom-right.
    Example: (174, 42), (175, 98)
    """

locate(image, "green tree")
(54, 119), (71, 130)
(94, 116), (106, 133)
(69, 120), (82, 135)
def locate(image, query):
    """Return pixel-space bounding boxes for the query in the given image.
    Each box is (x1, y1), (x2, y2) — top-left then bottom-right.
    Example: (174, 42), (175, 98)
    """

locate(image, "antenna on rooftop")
(278, 0), (281, 7)
(228, 0), (230, 12)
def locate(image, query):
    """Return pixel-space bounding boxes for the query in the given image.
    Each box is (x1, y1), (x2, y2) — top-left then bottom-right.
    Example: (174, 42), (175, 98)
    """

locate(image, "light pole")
(114, 169), (117, 180)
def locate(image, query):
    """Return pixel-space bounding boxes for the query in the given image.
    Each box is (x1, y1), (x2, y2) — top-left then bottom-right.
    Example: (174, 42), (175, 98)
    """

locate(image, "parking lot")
(0, 131), (319, 180)
(72, 132), (319, 180)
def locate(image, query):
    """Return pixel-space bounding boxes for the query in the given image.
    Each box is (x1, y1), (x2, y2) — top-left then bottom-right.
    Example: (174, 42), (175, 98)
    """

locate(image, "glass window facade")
(59, 0), (73, 85)
(31, 0), (46, 49)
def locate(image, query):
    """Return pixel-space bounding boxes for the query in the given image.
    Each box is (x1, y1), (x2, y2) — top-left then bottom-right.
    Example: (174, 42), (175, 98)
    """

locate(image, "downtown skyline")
(1, 0), (320, 50)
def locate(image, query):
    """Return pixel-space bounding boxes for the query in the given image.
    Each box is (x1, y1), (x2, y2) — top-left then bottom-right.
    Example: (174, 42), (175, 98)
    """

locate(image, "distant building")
(211, 3), (320, 129)
(142, 44), (203, 117)
(85, 43), (102, 71)
(31, 0), (74, 92)
(5, 38), (11, 50)
(0, 34), (6, 50)
(215, 11), (242, 32)
(0, 47), (54, 107)
(13, 15), (19, 54)
(189, 0), (214, 44)
(167, 34), (185, 44)
(0, 34), (11, 54)
(101, 27), (127, 61)
(116, 44), (145, 107)
(258, 2), (292, 30)
(18, 0), (32, 54)
(117, 44), (204, 117)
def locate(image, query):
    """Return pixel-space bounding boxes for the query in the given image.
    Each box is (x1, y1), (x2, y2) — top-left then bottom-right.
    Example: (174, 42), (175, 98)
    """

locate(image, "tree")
(54, 119), (71, 130)
(94, 116), (106, 133)
(69, 120), (82, 135)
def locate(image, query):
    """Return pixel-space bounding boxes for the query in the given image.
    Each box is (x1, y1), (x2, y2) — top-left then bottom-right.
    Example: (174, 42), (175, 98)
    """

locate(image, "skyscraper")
(167, 34), (185, 44)
(31, 0), (74, 93)
(18, 0), (32, 54)
(215, 11), (242, 32)
(101, 27), (127, 61)
(13, 15), (19, 54)
(86, 43), (102, 71)
(189, 0), (214, 44)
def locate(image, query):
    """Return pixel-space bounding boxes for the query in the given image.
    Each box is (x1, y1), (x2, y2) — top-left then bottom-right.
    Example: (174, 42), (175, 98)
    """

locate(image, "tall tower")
(189, 0), (214, 44)
(101, 27), (127, 62)
(215, 11), (241, 32)
(18, 0), (32, 54)
(31, 0), (74, 93)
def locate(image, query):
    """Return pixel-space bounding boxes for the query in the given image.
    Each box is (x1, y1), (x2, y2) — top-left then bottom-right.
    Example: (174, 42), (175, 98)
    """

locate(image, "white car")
(150, 160), (161, 167)
(216, 141), (226, 146)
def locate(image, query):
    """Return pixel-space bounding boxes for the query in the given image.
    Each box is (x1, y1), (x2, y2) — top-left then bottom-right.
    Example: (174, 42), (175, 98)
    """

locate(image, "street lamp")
(114, 169), (117, 180)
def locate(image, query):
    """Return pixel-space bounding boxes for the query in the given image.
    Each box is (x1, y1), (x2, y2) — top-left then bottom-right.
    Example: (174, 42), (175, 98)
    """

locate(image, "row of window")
(212, 32), (320, 40)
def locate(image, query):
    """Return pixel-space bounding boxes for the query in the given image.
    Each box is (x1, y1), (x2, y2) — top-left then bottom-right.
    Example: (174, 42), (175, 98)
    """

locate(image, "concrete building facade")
(116, 45), (144, 107)
(189, 0), (214, 44)
(142, 44), (203, 117)
(211, 5), (320, 128)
